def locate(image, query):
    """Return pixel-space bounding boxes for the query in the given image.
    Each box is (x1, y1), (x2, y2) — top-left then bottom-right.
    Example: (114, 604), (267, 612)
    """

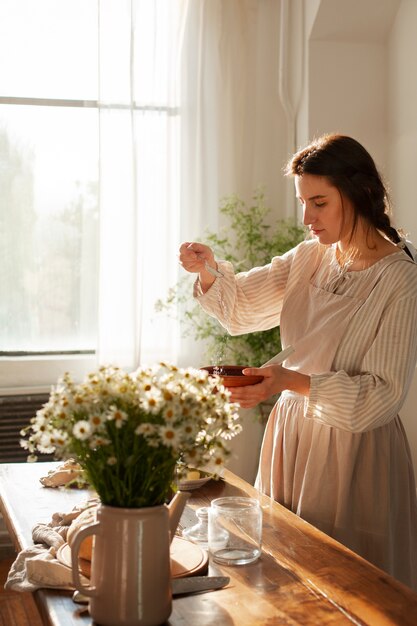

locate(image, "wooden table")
(1, 462), (417, 626)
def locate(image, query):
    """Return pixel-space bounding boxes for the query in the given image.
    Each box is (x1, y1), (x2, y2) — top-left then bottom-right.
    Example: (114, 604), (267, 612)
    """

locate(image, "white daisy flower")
(89, 413), (106, 430)
(89, 435), (111, 449)
(49, 429), (68, 448)
(106, 406), (128, 429)
(140, 391), (163, 415)
(39, 432), (56, 448)
(135, 423), (156, 437)
(162, 405), (178, 422)
(37, 433), (56, 454)
(181, 422), (198, 438)
(210, 454), (226, 468)
(73, 393), (86, 406)
(32, 416), (49, 433)
(160, 425), (179, 448)
(73, 420), (92, 441)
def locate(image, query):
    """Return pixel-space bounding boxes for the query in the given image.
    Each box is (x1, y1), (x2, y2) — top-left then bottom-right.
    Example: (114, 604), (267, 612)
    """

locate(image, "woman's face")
(295, 174), (354, 247)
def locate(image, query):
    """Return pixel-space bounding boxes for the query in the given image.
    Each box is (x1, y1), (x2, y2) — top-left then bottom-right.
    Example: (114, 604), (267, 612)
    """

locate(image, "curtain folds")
(97, 0), (285, 371)
(179, 0), (284, 243)
(178, 0), (285, 366)
(97, 0), (183, 369)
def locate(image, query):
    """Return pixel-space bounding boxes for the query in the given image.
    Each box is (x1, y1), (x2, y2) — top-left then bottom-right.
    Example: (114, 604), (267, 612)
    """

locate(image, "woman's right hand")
(179, 242), (216, 274)
(179, 242), (218, 292)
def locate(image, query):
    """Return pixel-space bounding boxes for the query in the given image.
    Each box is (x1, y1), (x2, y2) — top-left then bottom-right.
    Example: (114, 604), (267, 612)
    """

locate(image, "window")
(0, 0), (182, 391)
(0, 1), (99, 358)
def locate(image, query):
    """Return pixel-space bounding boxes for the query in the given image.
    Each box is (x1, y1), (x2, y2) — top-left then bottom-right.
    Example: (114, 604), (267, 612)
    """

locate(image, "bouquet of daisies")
(21, 363), (241, 508)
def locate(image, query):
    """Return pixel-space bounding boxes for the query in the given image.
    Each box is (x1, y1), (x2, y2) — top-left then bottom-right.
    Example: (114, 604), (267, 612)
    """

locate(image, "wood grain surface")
(0, 556), (43, 626)
(0, 462), (416, 626)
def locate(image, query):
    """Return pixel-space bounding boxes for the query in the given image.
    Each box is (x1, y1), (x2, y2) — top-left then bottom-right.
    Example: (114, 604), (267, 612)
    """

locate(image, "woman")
(179, 134), (417, 590)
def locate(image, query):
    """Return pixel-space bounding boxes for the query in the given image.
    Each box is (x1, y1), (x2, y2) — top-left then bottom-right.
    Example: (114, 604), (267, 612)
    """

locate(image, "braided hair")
(285, 134), (414, 260)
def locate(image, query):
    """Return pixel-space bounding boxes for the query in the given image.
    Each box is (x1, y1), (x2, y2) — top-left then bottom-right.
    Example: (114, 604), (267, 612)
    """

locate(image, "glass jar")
(182, 507), (210, 548)
(208, 496), (262, 565)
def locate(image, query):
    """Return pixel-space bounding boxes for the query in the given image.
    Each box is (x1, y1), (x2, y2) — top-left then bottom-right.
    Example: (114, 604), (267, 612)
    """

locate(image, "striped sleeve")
(194, 242), (313, 336)
(306, 292), (417, 432)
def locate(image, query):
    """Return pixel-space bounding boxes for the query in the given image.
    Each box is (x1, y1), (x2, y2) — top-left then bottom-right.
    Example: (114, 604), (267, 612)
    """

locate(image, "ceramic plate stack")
(177, 476), (211, 491)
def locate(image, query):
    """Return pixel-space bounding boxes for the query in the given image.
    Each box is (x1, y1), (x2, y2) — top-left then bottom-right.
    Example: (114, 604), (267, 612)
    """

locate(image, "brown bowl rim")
(201, 365), (264, 384)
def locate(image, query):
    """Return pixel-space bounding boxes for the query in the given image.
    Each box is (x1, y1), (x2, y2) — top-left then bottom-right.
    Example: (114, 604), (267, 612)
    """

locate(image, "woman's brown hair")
(285, 134), (413, 259)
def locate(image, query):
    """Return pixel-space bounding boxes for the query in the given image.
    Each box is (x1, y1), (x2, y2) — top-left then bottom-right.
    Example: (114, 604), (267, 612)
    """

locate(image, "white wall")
(388, 0), (417, 241)
(308, 40), (388, 170)
(387, 0), (417, 478)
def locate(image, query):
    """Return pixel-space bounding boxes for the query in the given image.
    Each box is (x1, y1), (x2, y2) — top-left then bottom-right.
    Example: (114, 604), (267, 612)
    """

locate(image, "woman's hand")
(179, 242), (218, 292)
(179, 241), (215, 272)
(227, 365), (310, 409)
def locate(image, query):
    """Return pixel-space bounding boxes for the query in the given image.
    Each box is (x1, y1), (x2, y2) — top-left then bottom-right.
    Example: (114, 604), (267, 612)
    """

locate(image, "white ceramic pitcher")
(71, 491), (190, 626)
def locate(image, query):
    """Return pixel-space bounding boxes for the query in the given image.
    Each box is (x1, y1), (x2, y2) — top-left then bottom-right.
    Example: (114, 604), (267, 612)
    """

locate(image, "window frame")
(0, 354), (97, 395)
(0, 95), (178, 393)
(0, 95), (100, 392)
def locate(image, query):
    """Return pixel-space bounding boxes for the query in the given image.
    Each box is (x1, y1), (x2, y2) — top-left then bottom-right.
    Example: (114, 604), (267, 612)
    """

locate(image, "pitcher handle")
(71, 521), (100, 597)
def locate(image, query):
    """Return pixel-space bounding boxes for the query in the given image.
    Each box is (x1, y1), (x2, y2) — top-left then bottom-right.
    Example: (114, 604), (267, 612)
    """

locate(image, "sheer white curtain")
(97, 0), (184, 369)
(179, 0), (285, 239)
(178, 0), (285, 366)
(97, 0), (285, 371)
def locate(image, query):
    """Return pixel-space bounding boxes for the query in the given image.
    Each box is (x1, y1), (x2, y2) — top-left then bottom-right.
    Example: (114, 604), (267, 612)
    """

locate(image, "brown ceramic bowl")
(202, 365), (264, 387)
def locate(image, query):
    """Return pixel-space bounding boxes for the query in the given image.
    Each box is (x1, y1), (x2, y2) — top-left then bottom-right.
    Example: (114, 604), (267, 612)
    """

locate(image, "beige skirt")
(255, 391), (417, 592)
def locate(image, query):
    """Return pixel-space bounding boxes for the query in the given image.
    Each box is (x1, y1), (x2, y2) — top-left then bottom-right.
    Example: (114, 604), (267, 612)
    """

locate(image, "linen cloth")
(195, 239), (417, 590)
(5, 501), (95, 592)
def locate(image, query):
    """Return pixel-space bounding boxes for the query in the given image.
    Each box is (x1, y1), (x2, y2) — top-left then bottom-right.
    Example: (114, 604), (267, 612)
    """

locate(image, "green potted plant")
(156, 189), (305, 419)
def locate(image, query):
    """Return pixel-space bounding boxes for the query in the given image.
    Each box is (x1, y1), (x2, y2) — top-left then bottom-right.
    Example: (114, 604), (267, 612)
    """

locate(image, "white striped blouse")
(194, 240), (417, 433)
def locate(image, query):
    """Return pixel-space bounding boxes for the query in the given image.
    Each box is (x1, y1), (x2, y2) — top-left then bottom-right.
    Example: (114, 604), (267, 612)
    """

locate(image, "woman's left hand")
(227, 365), (311, 409)
(227, 365), (285, 409)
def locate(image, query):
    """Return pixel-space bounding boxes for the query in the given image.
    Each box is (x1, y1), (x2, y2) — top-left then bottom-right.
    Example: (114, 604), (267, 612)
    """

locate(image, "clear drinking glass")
(208, 497), (262, 565)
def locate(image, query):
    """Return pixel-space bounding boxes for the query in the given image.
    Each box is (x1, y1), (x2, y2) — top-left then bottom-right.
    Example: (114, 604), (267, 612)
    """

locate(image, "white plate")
(177, 476), (211, 491)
